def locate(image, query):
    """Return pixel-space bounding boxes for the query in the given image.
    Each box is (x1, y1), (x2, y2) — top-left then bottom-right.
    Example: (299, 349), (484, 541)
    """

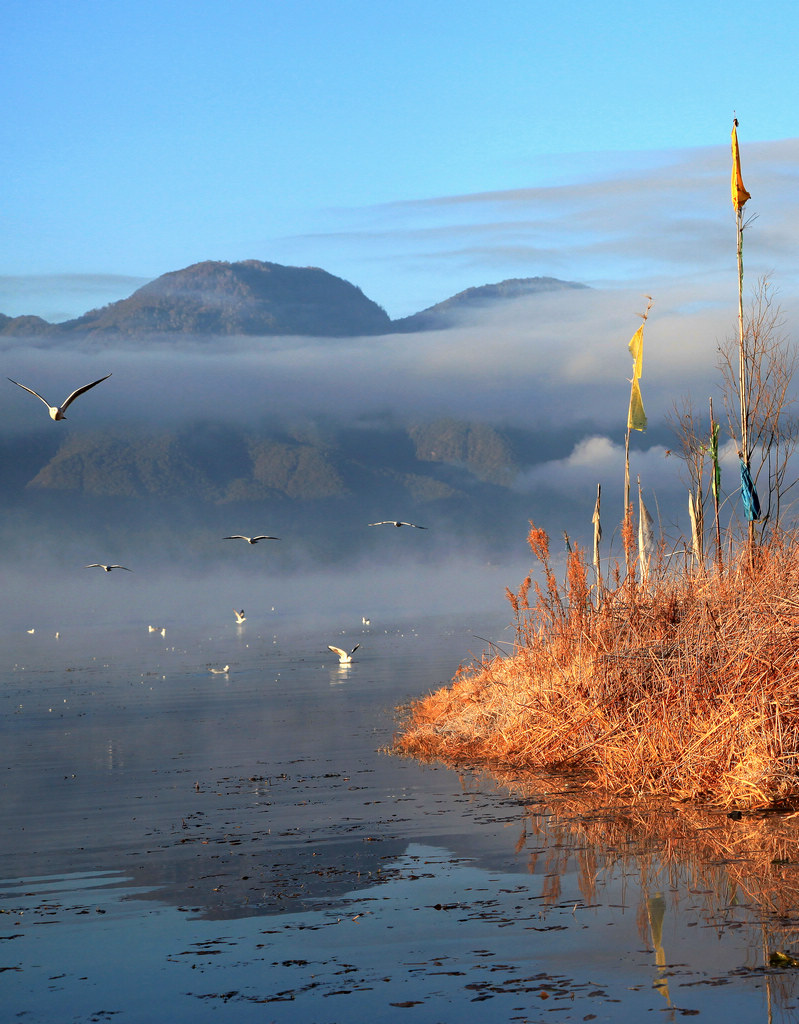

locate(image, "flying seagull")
(234, 609), (246, 624)
(328, 643), (360, 664)
(8, 373), (112, 421)
(224, 535), (280, 544)
(85, 563), (132, 572)
(148, 625), (166, 636)
(368, 520), (427, 529)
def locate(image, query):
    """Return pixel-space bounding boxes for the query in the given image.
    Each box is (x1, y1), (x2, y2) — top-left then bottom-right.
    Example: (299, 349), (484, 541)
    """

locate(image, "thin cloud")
(0, 273), (149, 322)
(0, 278), (734, 438)
(285, 139), (799, 317)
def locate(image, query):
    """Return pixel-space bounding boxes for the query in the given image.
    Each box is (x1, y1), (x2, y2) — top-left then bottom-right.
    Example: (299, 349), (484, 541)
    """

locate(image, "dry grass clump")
(395, 524), (799, 808)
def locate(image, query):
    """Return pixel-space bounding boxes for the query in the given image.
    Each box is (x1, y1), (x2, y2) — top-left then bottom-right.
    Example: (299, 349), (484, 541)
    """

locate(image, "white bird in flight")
(368, 520), (427, 529)
(85, 563), (132, 572)
(234, 609), (246, 624)
(328, 643), (360, 664)
(8, 373), (112, 420)
(148, 625), (166, 636)
(224, 535), (280, 544)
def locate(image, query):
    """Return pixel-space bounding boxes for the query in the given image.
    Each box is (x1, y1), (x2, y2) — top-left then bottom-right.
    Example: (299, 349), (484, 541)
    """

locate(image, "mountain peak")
(0, 261), (587, 341)
(57, 259), (393, 338)
(392, 276), (588, 332)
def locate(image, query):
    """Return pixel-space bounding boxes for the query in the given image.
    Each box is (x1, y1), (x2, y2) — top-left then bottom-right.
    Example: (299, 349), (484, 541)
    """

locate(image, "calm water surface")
(3, 588), (799, 1022)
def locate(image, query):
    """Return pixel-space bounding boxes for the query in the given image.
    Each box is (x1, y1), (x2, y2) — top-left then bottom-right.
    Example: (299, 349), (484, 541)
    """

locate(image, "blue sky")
(2, 0), (799, 321)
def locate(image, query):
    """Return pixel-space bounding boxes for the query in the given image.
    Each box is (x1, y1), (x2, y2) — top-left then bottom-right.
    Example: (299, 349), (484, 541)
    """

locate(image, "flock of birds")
(11, 373), (430, 668)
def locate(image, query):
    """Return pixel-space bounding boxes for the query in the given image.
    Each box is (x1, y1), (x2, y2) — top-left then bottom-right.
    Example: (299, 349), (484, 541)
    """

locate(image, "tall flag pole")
(731, 118), (754, 544)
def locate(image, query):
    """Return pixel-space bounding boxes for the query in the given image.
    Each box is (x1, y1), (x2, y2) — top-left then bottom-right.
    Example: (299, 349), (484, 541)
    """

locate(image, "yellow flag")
(731, 120), (751, 212)
(628, 325), (644, 379)
(688, 490), (703, 565)
(628, 377), (647, 431)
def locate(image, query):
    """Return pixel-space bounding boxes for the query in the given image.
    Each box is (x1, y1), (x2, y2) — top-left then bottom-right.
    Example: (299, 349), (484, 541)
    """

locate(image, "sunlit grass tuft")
(395, 524), (799, 809)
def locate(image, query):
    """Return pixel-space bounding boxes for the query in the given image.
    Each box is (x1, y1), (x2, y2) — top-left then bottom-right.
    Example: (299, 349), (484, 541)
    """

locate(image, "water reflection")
(486, 766), (799, 1021)
(4, 610), (799, 1020)
(4, 824), (798, 1022)
(329, 663), (354, 684)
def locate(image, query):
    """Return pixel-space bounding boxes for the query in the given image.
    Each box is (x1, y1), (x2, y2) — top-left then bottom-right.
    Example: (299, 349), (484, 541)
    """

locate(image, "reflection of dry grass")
(395, 526), (799, 808)
(484, 767), (799, 1009)
(494, 767), (799, 925)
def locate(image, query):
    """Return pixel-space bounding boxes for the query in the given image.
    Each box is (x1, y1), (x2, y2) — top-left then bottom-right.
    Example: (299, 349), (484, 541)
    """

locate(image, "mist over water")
(0, 555), (518, 640)
(1, 280), (759, 584)
(0, 283), (732, 432)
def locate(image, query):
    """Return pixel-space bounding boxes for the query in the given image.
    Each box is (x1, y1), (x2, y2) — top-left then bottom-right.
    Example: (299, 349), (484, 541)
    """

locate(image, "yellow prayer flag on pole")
(628, 325), (644, 379)
(731, 119), (751, 212)
(628, 377), (647, 432)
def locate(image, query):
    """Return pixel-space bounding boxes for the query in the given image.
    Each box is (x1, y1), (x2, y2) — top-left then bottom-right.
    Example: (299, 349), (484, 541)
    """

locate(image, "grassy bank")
(395, 524), (799, 809)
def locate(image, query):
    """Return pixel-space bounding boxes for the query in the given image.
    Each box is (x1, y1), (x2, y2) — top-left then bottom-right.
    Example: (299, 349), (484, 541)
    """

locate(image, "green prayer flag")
(709, 422), (721, 501)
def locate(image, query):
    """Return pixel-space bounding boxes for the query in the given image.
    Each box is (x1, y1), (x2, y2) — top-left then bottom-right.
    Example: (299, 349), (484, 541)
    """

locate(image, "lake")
(3, 563), (799, 1022)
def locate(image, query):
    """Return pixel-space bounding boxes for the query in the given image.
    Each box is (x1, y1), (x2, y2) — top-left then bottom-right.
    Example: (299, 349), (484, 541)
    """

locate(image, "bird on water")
(328, 644), (360, 664)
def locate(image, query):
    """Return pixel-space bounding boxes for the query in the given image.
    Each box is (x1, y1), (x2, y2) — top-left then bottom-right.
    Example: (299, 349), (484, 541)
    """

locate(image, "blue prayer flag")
(739, 459), (761, 521)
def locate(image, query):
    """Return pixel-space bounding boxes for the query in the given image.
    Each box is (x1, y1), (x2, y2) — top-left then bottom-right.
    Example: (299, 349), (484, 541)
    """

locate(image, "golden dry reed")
(395, 523), (799, 809)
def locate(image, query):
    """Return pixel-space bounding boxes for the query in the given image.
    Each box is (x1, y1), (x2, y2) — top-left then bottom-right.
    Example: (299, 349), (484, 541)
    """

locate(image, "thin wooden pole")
(709, 396), (722, 569)
(737, 203), (748, 466)
(732, 118), (754, 552)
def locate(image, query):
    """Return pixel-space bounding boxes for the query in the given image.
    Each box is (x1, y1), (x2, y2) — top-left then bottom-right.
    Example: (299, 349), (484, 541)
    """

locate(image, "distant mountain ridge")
(0, 414), (588, 564)
(0, 260), (587, 340)
(392, 277), (587, 332)
(19, 418), (518, 502)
